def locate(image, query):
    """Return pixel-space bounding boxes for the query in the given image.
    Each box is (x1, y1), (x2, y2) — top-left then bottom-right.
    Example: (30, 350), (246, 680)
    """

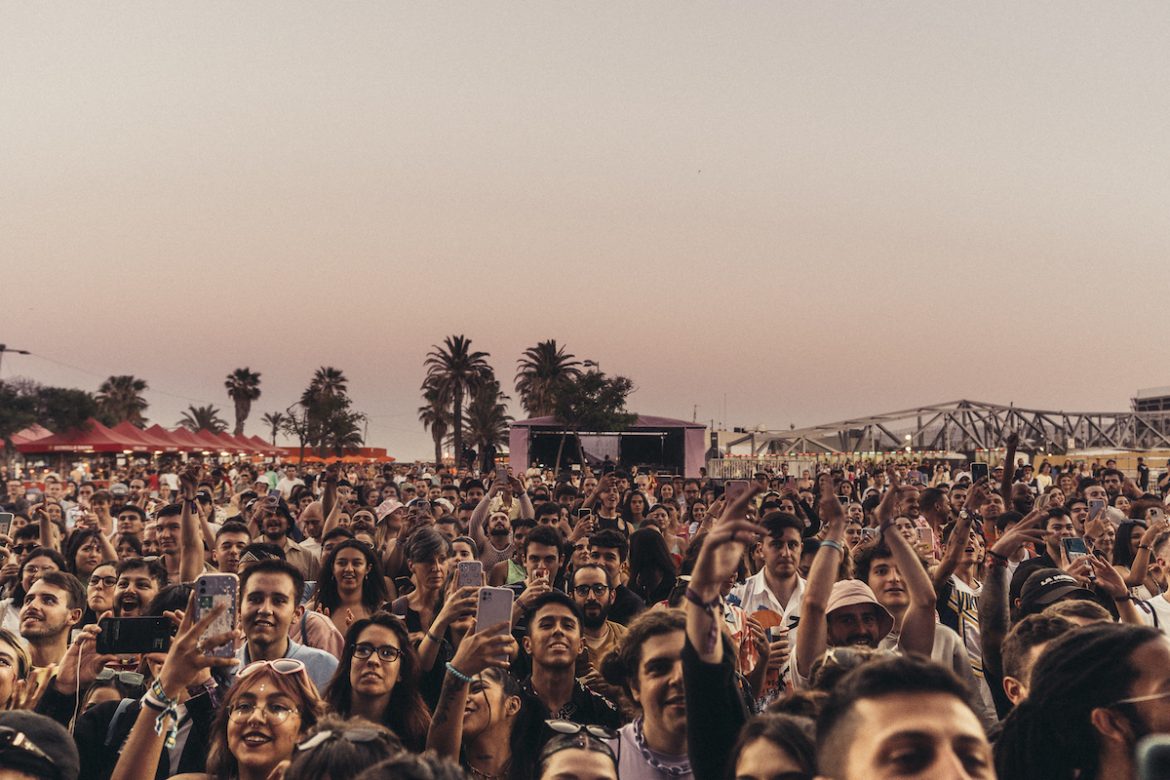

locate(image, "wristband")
(445, 662), (472, 684)
(145, 679), (181, 748)
(1139, 545), (1153, 551)
(424, 628), (442, 644)
(683, 587), (720, 610)
(819, 539), (845, 555)
(684, 588), (722, 655)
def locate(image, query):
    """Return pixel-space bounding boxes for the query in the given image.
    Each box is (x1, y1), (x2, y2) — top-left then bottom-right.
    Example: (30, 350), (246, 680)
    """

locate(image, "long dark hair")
(471, 667), (534, 780)
(621, 491), (650, 523)
(1113, 519), (1147, 568)
(316, 539), (390, 613)
(728, 714), (816, 780)
(64, 529), (105, 576)
(995, 623), (1162, 780)
(323, 612), (431, 753)
(627, 527), (677, 596)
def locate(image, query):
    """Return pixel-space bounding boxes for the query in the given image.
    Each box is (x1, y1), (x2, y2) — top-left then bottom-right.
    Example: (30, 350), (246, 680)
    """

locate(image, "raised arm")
(320, 464), (342, 537)
(178, 465), (204, 584)
(426, 627), (516, 758)
(980, 509), (1046, 687)
(512, 476), (534, 520)
(468, 484), (497, 552)
(999, 432), (1018, 504)
(932, 480), (987, 589)
(795, 476), (847, 679)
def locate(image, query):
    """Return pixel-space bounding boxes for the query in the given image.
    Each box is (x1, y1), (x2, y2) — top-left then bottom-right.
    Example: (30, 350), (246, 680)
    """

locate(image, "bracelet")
(445, 662), (472, 684)
(424, 628), (442, 644)
(1139, 545), (1153, 551)
(819, 539), (845, 555)
(146, 680), (181, 748)
(683, 587), (720, 610)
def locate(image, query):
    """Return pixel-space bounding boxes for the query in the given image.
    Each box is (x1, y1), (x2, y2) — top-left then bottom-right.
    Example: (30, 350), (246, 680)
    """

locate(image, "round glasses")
(352, 643), (402, 662)
(226, 700), (299, 723)
(572, 584), (611, 597)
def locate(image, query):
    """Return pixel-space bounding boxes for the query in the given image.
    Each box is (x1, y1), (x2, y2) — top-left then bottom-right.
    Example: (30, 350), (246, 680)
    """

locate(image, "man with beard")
(112, 557), (166, 617)
(570, 563), (628, 673)
(470, 501), (517, 570)
(254, 496), (319, 580)
(20, 571), (85, 669)
(588, 529), (645, 626)
(520, 591), (620, 730)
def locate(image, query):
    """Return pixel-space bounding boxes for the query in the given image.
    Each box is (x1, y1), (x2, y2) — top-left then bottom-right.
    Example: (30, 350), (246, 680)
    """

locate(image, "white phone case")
(195, 573), (239, 658)
(475, 587), (514, 635)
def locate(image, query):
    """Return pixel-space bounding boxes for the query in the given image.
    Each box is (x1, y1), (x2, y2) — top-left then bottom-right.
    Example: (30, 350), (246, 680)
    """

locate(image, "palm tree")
(301, 367), (348, 405)
(465, 379), (513, 471)
(321, 410), (366, 456)
(177, 404), (229, 433)
(96, 375), (150, 427)
(515, 340), (582, 418)
(418, 381), (453, 466)
(261, 411), (286, 445)
(224, 368), (262, 436)
(422, 335), (493, 465)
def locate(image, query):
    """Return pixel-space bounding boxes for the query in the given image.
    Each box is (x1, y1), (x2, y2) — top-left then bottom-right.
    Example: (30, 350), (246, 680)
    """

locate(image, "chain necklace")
(632, 717), (691, 777)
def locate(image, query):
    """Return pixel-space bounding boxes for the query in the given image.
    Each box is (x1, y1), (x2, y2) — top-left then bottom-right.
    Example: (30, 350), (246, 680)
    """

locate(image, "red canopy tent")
(190, 429), (234, 453)
(227, 434), (268, 455)
(168, 427), (210, 452)
(11, 425), (52, 446)
(145, 425), (194, 453)
(112, 422), (178, 452)
(14, 419), (139, 454)
(247, 436), (279, 456)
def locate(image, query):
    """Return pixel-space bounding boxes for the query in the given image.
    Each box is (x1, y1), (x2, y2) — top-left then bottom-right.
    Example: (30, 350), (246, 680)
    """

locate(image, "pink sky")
(3, 4), (1170, 459)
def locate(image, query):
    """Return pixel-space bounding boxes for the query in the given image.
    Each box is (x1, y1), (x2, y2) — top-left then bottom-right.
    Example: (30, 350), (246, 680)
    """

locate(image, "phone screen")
(0, 513), (13, 537)
(1062, 537), (1089, 561)
(970, 463), (989, 482)
(96, 617), (175, 654)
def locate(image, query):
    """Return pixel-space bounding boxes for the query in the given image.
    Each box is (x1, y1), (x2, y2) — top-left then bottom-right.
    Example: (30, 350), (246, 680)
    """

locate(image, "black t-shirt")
(608, 584), (645, 626)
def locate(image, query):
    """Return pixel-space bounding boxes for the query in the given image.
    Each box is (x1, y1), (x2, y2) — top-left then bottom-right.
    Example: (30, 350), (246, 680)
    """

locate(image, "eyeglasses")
(89, 575), (118, 588)
(544, 720), (618, 740)
(1114, 690), (1170, 706)
(227, 700), (300, 723)
(0, 726), (53, 768)
(238, 658), (308, 679)
(297, 728), (388, 752)
(572, 584), (610, 597)
(95, 669), (145, 686)
(352, 643), (402, 662)
(10, 545), (36, 557)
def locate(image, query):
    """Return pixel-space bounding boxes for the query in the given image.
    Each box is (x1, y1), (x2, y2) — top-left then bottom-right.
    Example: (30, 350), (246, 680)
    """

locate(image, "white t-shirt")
(1142, 595), (1170, 635)
(605, 722), (692, 780)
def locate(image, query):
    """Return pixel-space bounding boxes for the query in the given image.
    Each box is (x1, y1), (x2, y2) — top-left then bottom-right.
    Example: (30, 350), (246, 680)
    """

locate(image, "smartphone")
(194, 573), (239, 658)
(0, 513), (13, 538)
(576, 508), (592, 520)
(970, 463), (989, 482)
(725, 480), (749, 501)
(1150, 508), (1166, 525)
(1089, 498), (1107, 518)
(474, 587), (514, 636)
(1062, 536), (1089, 561)
(267, 486), (282, 498)
(916, 526), (935, 548)
(456, 560), (483, 589)
(96, 617), (176, 654)
(861, 527), (879, 542)
(495, 466), (508, 484)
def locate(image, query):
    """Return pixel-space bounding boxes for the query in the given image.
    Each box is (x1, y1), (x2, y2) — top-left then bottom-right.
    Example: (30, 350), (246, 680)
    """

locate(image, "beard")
(489, 525), (510, 537)
(581, 601), (608, 629)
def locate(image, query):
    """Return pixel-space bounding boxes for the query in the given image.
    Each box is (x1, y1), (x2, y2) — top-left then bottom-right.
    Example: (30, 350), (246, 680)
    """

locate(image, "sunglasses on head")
(297, 728), (391, 752)
(0, 726), (53, 769)
(238, 658), (307, 679)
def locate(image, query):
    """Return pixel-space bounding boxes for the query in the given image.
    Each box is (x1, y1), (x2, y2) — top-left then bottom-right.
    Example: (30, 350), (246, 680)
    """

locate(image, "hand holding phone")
(474, 587), (514, 636)
(194, 573), (239, 658)
(457, 560), (483, 589)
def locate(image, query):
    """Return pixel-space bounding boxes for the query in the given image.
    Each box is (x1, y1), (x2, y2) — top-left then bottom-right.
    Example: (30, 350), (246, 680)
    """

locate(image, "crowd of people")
(0, 438), (1168, 779)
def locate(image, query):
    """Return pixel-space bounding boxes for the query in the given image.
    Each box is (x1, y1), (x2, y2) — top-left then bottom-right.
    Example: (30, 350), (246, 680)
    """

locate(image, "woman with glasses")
(538, 722), (619, 780)
(323, 612), (431, 753)
(312, 540), (391, 638)
(283, 715), (401, 780)
(80, 560), (118, 626)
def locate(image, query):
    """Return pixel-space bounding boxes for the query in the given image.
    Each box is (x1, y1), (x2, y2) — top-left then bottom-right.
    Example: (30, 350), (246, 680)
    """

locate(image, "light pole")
(0, 344), (30, 379)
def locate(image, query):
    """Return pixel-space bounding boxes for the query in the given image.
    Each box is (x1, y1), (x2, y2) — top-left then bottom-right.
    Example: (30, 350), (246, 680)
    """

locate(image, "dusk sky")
(4, 4), (1170, 459)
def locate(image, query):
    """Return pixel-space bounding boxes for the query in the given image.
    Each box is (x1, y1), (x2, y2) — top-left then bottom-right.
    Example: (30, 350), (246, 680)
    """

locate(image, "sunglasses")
(544, 720), (617, 740)
(297, 728), (389, 752)
(95, 669), (145, 687)
(238, 658), (307, 679)
(0, 726), (53, 768)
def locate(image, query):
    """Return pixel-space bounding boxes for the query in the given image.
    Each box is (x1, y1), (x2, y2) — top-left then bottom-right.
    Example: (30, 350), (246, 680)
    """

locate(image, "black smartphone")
(970, 463), (989, 482)
(96, 617), (176, 654)
(1138, 734), (1170, 780)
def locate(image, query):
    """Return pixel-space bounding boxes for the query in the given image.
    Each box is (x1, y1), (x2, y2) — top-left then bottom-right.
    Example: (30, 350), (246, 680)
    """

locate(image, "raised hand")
(690, 483), (764, 600)
(989, 507), (1048, 559)
(157, 592), (242, 699)
(450, 623), (516, 677)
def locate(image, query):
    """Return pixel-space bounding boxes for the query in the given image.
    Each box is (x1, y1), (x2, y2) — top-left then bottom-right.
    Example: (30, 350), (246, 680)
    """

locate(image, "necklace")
(632, 717), (691, 777)
(467, 761), (505, 780)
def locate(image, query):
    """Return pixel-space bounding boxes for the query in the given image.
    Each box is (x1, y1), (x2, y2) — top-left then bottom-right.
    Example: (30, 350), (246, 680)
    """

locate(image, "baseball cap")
(1018, 568), (1097, 617)
(0, 711), (80, 780)
(375, 499), (404, 521)
(109, 483), (129, 496)
(825, 579), (895, 639)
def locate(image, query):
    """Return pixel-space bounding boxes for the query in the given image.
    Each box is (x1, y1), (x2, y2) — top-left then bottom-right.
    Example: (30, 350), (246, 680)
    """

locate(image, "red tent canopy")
(145, 425), (194, 453)
(247, 435), (279, 456)
(168, 427), (210, 452)
(112, 422), (179, 452)
(14, 419), (139, 453)
(11, 425), (52, 445)
(190, 429), (233, 452)
(226, 434), (268, 455)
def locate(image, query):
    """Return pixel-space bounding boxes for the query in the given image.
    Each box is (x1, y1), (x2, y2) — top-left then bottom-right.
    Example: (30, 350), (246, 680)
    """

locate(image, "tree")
(423, 335), (493, 465)
(465, 379), (514, 471)
(0, 382), (36, 456)
(418, 382), (453, 466)
(551, 370), (636, 473)
(302, 367), (348, 404)
(289, 367), (366, 457)
(515, 340), (582, 418)
(30, 386), (101, 434)
(177, 404), (229, 433)
(224, 368), (262, 436)
(261, 412), (286, 446)
(96, 375), (150, 427)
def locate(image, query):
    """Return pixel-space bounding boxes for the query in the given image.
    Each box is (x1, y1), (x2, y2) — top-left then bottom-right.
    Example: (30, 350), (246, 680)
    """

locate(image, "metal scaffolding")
(724, 399), (1170, 456)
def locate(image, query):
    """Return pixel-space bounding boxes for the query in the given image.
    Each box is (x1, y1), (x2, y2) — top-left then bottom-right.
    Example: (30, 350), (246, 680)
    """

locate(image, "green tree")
(97, 375), (150, 427)
(294, 367), (366, 457)
(225, 368), (262, 436)
(465, 379), (514, 469)
(418, 381), (453, 466)
(514, 340), (582, 418)
(551, 370), (636, 472)
(0, 382), (36, 455)
(177, 404), (229, 433)
(261, 411), (286, 446)
(423, 335), (493, 465)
